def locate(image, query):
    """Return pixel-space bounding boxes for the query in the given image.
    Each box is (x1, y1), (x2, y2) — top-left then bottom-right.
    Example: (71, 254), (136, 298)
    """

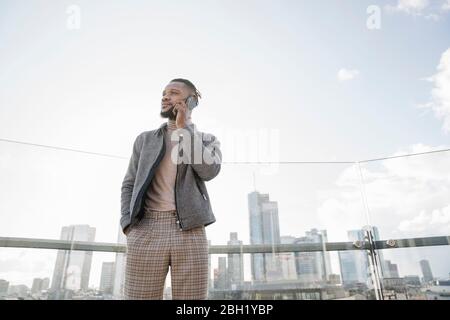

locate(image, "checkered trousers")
(124, 209), (209, 300)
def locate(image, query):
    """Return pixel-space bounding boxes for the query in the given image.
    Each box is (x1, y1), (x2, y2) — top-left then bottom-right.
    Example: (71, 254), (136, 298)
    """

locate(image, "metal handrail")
(1, 235), (448, 254)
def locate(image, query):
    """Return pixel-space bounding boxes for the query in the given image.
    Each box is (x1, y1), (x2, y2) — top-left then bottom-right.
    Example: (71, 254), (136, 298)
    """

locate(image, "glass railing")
(0, 235), (448, 300)
(0, 141), (449, 300)
(359, 150), (450, 300)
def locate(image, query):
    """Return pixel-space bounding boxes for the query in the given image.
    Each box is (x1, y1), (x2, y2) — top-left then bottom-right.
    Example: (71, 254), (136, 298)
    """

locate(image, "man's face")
(160, 82), (190, 120)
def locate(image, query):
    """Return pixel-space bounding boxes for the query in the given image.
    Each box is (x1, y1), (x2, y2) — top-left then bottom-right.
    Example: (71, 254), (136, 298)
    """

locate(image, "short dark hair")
(170, 78), (202, 101)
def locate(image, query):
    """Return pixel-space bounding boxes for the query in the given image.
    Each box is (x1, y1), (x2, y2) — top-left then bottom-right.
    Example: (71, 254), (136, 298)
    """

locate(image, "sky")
(0, 0), (449, 290)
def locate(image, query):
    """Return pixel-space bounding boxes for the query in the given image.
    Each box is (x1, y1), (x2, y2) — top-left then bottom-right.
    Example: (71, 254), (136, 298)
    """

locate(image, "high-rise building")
(248, 191), (282, 282)
(383, 260), (400, 278)
(279, 236), (297, 280)
(32, 278), (42, 294)
(42, 278), (50, 291)
(338, 226), (387, 286)
(420, 259), (434, 283)
(50, 224), (96, 296)
(370, 227), (388, 278)
(8, 285), (29, 298)
(227, 232), (244, 289)
(294, 229), (332, 283)
(113, 224), (127, 299)
(100, 262), (115, 295)
(339, 229), (369, 285)
(31, 277), (50, 294)
(215, 257), (228, 290)
(0, 279), (9, 297)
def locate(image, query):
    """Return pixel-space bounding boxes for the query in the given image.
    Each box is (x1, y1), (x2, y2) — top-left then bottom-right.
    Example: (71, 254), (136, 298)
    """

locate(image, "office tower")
(227, 232), (244, 288)
(294, 229), (332, 283)
(0, 280), (9, 297)
(248, 191), (282, 282)
(215, 256), (228, 289)
(338, 229), (369, 285)
(8, 285), (29, 298)
(420, 259), (434, 283)
(113, 224), (127, 299)
(370, 226), (388, 278)
(383, 260), (400, 278)
(31, 277), (50, 294)
(51, 224), (96, 295)
(100, 262), (115, 295)
(42, 277), (50, 291)
(280, 236), (297, 280)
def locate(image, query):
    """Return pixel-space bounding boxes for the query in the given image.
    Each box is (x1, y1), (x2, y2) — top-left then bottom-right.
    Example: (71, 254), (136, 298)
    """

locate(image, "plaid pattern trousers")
(124, 209), (209, 300)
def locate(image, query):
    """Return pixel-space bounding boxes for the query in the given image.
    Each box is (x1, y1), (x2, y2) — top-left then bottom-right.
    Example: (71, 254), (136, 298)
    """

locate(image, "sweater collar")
(155, 119), (195, 136)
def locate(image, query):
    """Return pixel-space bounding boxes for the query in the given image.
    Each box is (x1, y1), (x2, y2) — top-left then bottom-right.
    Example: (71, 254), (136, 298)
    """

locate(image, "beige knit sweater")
(143, 119), (192, 212)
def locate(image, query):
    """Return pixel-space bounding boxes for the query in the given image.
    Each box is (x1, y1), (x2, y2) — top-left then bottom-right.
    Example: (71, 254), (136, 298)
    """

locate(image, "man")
(120, 78), (222, 300)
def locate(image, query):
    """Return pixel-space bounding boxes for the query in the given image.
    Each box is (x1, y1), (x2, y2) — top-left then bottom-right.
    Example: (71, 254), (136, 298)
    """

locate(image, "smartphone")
(185, 96), (198, 110)
(173, 96), (198, 116)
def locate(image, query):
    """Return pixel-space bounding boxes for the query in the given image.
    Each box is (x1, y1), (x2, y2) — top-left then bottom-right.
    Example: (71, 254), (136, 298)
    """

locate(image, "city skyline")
(0, 229), (444, 299)
(0, 188), (448, 290)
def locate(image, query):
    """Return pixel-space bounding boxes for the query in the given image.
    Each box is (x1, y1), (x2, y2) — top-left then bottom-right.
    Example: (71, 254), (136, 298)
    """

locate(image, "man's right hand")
(124, 226), (131, 236)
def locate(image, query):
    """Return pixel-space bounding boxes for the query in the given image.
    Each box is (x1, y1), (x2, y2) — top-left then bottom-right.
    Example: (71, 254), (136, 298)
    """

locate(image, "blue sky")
(0, 0), (449, 288)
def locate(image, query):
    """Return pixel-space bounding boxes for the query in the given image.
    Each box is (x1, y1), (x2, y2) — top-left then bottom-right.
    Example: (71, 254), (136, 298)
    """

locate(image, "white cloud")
(337, 68), (360, 82)
(386, 0), (429, 15)
(398, 205), (450, 234)
(398, 0), (429, 13)
(0, 249), (56, 287)
(382, 143), (450, 180)
(443, 0), (450, 10)
(316, 143), (450, 278)
(422, 48), (450, 134)
(317, 143), (450, 240)
(385, 0), (450, 18)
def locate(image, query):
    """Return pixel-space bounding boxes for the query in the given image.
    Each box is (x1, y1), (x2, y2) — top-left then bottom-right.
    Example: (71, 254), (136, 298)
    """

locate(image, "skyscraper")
(420, 259), (434, 283)
(100, 262), (115, 295)
(370, 226), (388, 279)
(227, 232), (244, 288)
(248, 191), (282, 282)
(294, 229), (332, 283)
(280, 236), (297, 280)
(338, 226), (386, 286)
(32, 278), (43, 294)
(0, 280), (9, 297)
(215, 256), (228, 290)
(383, 260), (400, 278)
(50, 224), (96, 296)
(113, 224), (127, 299)
(339, 229), (369, 285)
(31, 277), (50, 294)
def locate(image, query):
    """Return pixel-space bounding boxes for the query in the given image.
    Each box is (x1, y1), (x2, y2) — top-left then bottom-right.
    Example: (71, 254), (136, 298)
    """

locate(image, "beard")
(160, 105), (177, 120)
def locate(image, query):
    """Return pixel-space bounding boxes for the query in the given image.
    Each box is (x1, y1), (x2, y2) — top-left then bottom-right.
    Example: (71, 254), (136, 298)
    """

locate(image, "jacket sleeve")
(179, 124), (222, 182)
(120, 133), (142, 231)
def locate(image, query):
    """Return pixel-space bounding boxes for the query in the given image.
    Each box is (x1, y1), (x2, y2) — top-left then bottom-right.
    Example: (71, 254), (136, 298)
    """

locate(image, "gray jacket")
(120, 122), (222, 233)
